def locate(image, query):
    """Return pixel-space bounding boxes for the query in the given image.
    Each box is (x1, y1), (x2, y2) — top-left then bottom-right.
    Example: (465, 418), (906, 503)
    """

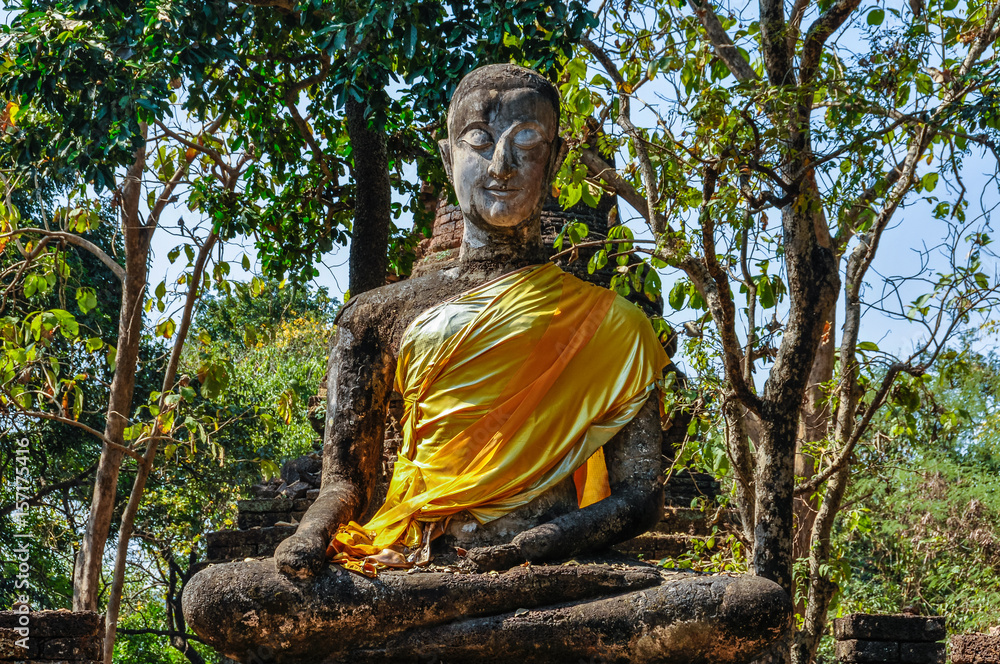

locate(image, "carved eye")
(513, 128), (544, 149)
(461, 129), (492, 150)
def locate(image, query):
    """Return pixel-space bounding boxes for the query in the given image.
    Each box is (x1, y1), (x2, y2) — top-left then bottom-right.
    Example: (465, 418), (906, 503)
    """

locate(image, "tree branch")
(958, 0), (1000, 78)
(581, 37), (661, 233)
(786, 0), (811, 55)
(14, 410), (144, 463)
(116, 628), (207, 644)
(0, 462), (97, 517)
(800, 0), (864, 84)
(0, 229), (126, 281)
(578, 148), (671, 233)
(685, 0), (759, 83)
(758, 0), (792, 84)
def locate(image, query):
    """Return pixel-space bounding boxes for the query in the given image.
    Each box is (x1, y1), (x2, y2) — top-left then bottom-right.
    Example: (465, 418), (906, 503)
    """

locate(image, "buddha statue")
(182, 63), (790, 664)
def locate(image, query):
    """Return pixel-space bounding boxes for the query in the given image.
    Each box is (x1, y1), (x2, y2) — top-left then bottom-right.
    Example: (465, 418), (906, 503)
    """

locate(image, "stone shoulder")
(334, 269), (483, 352)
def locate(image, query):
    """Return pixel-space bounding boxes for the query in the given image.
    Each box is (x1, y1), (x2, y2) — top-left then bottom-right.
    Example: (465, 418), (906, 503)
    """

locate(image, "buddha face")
(440, 86), (560, 231)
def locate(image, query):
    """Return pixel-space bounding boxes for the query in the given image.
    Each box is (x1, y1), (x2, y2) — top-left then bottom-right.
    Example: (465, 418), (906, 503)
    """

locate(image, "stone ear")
(438, 139), (454, 184)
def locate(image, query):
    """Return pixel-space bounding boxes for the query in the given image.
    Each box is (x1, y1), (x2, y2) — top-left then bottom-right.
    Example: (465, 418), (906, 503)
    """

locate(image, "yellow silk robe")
(329, 262), (668, 574)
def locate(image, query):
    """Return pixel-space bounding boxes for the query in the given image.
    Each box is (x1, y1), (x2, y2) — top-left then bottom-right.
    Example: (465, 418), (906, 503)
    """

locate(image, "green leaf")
(668, 281), (686, 310)
(85, 337), (104, 352)
(644, 268), (662, 301)
(51, 309), (79, 338)
(588, 249), (608, 275)
(758, 276), (776, 309)
(155, 318), (176, 339)
(921, 172), (939, 192)
(867, 8), (885, 25)
(857, 341), (880, 351)
(75, 287), (98, 314)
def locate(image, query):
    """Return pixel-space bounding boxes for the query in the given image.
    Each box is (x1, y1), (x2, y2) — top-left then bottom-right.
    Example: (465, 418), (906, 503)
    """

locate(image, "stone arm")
(467, 396), (664, 571)
(274, 300), (395, 577)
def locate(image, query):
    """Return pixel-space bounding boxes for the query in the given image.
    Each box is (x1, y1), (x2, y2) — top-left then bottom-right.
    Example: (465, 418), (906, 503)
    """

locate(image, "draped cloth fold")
(327, 263), (668, 575)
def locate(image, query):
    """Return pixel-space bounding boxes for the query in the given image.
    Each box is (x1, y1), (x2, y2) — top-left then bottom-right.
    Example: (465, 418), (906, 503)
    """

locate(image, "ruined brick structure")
(0, 610), (103, 664)
(952, 633), (1000, 663)
(832, 613), (946, 664)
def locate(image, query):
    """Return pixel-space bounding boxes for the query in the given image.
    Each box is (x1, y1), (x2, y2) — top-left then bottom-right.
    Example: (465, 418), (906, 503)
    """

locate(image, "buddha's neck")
(459, 218), (546, 270)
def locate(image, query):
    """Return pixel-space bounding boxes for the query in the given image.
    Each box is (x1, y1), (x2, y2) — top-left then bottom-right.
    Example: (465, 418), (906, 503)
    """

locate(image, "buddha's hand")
(274, 530), (328, 578)
(465, 542), (525, 572)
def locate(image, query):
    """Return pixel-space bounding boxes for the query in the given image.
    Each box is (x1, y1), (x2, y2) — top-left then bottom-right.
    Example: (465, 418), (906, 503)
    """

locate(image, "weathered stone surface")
(237, 512), (282, 529)
(207, 526), (299, 561)
(833, 614), (946, 643)
(281, 456), (321, 486)
(0, 630), (40, 659)
(835, 639), (900, 662)
(951, 633), (1000, 663)
(40, 636), (101, 660)
(0, 611), (103, 663)
(899, 641), (945, 664)
(613, 532), (718, 560)
(655, 507), (738, 537)
(663, 470), (721, 506)
(237, 498), (311, 514)
(183, 558), (790, 664)
(0, 611), (100, 638)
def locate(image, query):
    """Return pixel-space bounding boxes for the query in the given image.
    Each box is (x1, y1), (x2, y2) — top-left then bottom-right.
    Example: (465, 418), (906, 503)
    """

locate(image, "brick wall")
(0, 610), (103, 664)
(833, 613), (946, 663)
(951, 633), (1000, 663)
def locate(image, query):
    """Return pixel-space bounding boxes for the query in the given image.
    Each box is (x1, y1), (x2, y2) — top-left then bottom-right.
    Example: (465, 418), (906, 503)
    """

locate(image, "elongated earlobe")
(439, 139), (454, 184)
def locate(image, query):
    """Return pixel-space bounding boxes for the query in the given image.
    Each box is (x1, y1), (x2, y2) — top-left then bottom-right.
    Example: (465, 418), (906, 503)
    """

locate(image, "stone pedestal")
(832, 613), (945, 663)
(182, 558), (791, 664)
(0, 610), (103, 664)
(951, 633), (1000, 663)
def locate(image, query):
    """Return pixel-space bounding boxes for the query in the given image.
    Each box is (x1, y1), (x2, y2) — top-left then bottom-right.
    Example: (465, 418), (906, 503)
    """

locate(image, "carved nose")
(487, 136), (515, 180)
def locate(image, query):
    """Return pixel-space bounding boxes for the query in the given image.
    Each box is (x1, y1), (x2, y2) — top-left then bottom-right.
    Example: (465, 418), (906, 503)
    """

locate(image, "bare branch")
(685, 0), (759, 83)
(153, 122), (233, 178)
(13, 410), (144, 463)
(696, 170), (764, 414)
(0, 229), (126, 281)
(800, 0), (864, 83)
(958, 1), (1000, 78)
(579, 148), (671, 234)
(0, 462), (97, 518)
(581, 38), (661, 233)
(758, 0), (792, 83)
(786, 0), (811, 55)
(229, 0), (296, 11)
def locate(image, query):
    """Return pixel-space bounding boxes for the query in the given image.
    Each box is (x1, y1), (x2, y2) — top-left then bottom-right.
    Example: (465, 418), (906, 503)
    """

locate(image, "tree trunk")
(753, 414), (798, 595)
(73, 140), (150, 612)
(103, 233), (217, 663)
(345, 95), (391, 296)
(792, 308), (835, 613)
(791, 464), (849, 664)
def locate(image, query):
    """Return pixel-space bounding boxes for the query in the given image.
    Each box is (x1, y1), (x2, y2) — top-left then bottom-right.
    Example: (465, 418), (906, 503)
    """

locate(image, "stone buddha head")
(439, 64), (562, 258)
